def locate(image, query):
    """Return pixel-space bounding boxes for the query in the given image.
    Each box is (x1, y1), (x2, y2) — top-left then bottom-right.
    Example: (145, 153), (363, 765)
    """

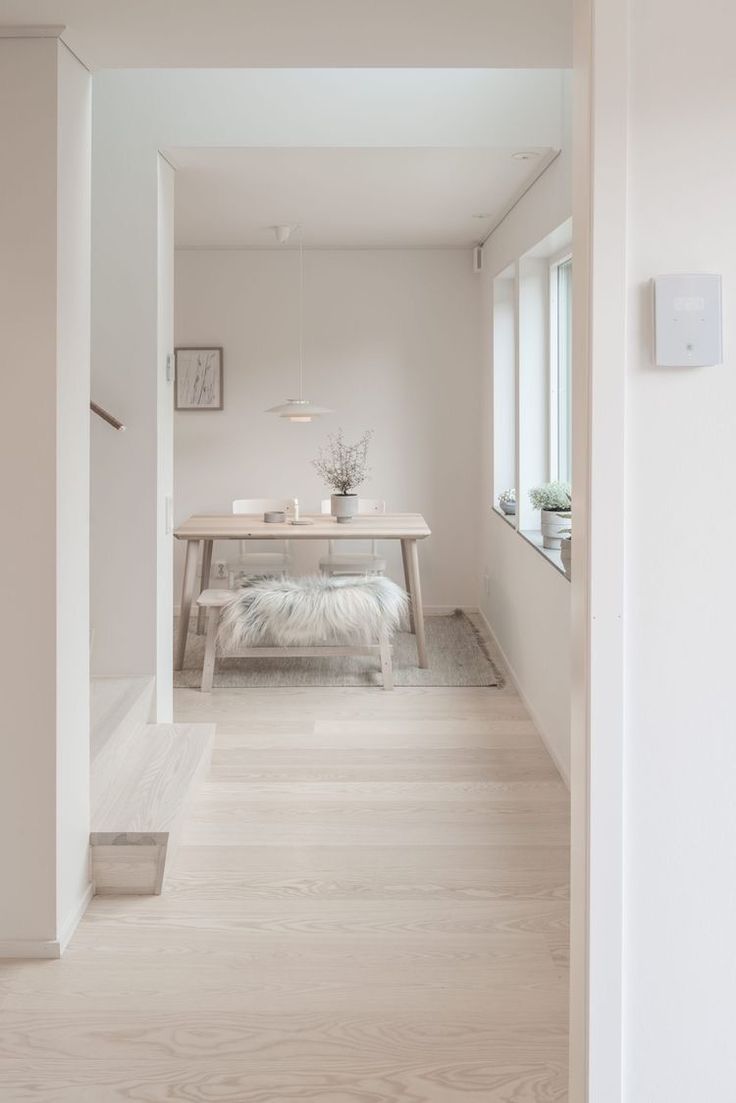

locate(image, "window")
(489, 220), (572, 577)
(492, 264), (516, 521)
(550, 254), (572, 484)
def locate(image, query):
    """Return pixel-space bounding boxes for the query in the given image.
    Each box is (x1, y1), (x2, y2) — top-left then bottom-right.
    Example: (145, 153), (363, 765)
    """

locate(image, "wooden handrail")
(90, 401), (125, 431)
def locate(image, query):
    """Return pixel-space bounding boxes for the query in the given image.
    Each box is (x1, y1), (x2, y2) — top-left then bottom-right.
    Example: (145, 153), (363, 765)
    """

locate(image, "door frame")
(570, 0), (628, 1099)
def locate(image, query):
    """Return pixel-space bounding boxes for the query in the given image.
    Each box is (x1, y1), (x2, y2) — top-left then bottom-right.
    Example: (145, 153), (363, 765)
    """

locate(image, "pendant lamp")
(266, 225), (332, 422)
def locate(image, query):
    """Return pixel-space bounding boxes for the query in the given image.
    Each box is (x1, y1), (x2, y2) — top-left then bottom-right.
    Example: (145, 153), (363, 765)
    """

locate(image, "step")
(90, 684), (214, 895)
(91, 676), (154, 755)
(91, 721), (214, 895)
(91, 677), (156, 815)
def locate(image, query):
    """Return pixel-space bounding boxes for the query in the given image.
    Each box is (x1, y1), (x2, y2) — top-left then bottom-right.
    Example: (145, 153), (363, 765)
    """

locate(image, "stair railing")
(90, 401), (125, 431)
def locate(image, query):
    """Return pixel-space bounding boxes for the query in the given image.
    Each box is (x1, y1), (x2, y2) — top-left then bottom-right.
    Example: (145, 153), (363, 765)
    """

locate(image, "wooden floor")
(0, 670), (569, 1100)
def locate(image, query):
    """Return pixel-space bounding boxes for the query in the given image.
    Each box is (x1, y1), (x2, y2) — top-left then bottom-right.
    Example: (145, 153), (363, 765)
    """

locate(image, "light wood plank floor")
(0, 668), (569, 1100)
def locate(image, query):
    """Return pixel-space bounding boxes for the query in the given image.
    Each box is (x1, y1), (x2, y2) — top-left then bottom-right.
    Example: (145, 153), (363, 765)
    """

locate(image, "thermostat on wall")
(653, 274), (722, 367)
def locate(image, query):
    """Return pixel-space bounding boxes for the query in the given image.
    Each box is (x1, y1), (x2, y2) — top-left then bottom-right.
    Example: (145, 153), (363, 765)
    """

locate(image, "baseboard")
(58, 881), (95, 954)
(425, 604), (479, 616)
(477, 608), (570, 789)
(0, 881), (93, 960)
(0, 938), (61, 959)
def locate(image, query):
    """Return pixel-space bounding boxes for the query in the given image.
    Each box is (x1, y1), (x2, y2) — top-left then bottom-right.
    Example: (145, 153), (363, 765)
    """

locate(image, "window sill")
(491, 510), (570, 581)
(492, 505), (517, 528)
(519, 529), (569, 579)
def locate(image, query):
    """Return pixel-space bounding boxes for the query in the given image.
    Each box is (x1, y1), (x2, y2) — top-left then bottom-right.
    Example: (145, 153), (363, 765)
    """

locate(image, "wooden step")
(90, 712), (214, 895)
(91, 676), (154, 764)
(91, 678), (157, 828)
(91, 722), (214, 895)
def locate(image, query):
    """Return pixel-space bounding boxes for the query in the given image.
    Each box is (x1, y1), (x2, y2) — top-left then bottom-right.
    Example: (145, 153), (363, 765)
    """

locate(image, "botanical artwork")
(175, 347), (223, 410)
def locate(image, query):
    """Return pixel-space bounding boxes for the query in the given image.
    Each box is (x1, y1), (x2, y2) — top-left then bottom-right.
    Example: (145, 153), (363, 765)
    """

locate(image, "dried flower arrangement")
(312, 429), (374, 496)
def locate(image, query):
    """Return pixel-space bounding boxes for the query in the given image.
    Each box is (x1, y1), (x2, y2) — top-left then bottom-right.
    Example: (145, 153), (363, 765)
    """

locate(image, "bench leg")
(379, 630), (394, 691)
(201, 606), (219, 692)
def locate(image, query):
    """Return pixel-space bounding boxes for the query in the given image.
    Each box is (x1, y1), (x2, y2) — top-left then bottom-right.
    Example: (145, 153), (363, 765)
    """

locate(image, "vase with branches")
(312, 429), (374, 522)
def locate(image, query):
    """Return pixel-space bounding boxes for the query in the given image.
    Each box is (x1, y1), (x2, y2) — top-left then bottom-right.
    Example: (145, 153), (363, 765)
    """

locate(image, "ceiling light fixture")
(512, 150), (540, 161)
(266, 224), (333, 423)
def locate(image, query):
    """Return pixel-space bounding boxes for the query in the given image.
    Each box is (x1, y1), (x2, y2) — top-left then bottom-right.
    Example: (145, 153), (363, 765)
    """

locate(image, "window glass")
(554, 257), (572, 484)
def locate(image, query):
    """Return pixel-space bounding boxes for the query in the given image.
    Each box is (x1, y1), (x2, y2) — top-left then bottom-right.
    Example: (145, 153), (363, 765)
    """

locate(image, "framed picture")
(174, 347), (224, 410)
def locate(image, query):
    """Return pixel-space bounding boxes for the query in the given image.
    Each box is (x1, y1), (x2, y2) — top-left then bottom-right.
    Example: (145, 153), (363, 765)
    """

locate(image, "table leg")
(201, 606), (219, 693)
(400, 539), (416, 634)
(196, 540), (214, 634)
(175, 539), (200, 671)
(403, 538), (428, 668)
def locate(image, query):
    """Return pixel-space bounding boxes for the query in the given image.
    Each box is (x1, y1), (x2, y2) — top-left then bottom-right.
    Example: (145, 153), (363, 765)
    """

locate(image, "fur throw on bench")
(218, 574), (408, 652)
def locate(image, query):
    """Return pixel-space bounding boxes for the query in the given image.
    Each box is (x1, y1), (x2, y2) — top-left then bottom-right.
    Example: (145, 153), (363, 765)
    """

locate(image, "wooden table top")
(175, 512), (431, 541)
(173, 509), (432, 540)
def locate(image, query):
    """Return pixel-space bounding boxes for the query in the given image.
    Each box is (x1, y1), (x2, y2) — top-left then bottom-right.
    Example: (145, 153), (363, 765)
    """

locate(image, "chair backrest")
(233, 498), (293, 515)
(320, 499), (386, 554)
(233, 498), (293, 560)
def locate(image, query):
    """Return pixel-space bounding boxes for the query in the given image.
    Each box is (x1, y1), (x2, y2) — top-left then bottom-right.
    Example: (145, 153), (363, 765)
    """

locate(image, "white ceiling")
(0, 1), (572, 69)
(170, 147), (557, 250)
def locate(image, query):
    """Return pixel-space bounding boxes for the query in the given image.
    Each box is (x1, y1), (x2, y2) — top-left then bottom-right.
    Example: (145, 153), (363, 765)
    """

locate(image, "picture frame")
(174, 347), (224, 410)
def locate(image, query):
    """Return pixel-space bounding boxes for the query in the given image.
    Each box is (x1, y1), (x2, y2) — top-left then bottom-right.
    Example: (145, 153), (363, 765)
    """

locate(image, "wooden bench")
(197, 588), (395, 691)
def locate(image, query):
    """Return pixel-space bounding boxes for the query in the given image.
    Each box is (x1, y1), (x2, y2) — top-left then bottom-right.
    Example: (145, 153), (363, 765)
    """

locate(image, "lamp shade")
(265, 398), (333, 422)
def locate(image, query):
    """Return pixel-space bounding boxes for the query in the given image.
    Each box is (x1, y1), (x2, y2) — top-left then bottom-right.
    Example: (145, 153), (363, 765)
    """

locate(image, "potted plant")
(312, 428), (374, 523)
(528, 481), (572, 549)
(498, 488), (516, 516)
(559, 527), (572, 579)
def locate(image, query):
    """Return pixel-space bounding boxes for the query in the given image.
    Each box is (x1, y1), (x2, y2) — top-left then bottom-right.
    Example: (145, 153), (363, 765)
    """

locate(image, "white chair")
(230, 498), (293, 586)
(319, 498), (387, 576)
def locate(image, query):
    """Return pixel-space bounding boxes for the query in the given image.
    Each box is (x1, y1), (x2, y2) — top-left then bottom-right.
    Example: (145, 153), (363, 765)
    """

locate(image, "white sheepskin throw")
(218, 574), (408, 652)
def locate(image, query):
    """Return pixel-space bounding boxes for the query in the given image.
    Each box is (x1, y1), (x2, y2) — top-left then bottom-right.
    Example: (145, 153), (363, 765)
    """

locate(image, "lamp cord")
(298, 230), (304, 401)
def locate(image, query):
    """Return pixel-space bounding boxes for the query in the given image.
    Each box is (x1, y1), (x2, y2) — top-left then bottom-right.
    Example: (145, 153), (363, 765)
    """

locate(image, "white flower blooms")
(528, 481), (572, 512)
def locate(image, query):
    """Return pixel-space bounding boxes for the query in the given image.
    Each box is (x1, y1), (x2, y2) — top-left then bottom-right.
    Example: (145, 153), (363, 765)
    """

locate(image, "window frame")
(488, 221), (572, 579)
(548, 249), (573, 485)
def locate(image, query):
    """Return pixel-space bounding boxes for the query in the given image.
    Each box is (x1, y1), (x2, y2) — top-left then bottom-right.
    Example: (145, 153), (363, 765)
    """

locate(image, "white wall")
(479, 78), (572, 781)
(0, 34), (91, 955)
(56, 40), (93, 949)
(156, 158), (175, 720)
(621, 2), (736, 1096)
(174, 249), (481, 607)
(90, 122), (160, 684)
(90, 67), (567, 714)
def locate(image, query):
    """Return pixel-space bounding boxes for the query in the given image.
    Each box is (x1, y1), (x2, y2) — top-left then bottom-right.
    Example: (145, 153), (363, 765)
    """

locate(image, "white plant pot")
(541, 510), (571, 550)
(331, 493), (358, 523)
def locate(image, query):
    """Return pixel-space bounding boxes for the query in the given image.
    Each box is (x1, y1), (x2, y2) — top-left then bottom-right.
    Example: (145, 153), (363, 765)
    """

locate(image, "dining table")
(174, 512), (432, 671)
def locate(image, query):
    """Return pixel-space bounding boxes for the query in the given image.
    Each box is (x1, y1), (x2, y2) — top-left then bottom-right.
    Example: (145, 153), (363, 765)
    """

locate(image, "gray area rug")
(174, 610), (503, 689)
